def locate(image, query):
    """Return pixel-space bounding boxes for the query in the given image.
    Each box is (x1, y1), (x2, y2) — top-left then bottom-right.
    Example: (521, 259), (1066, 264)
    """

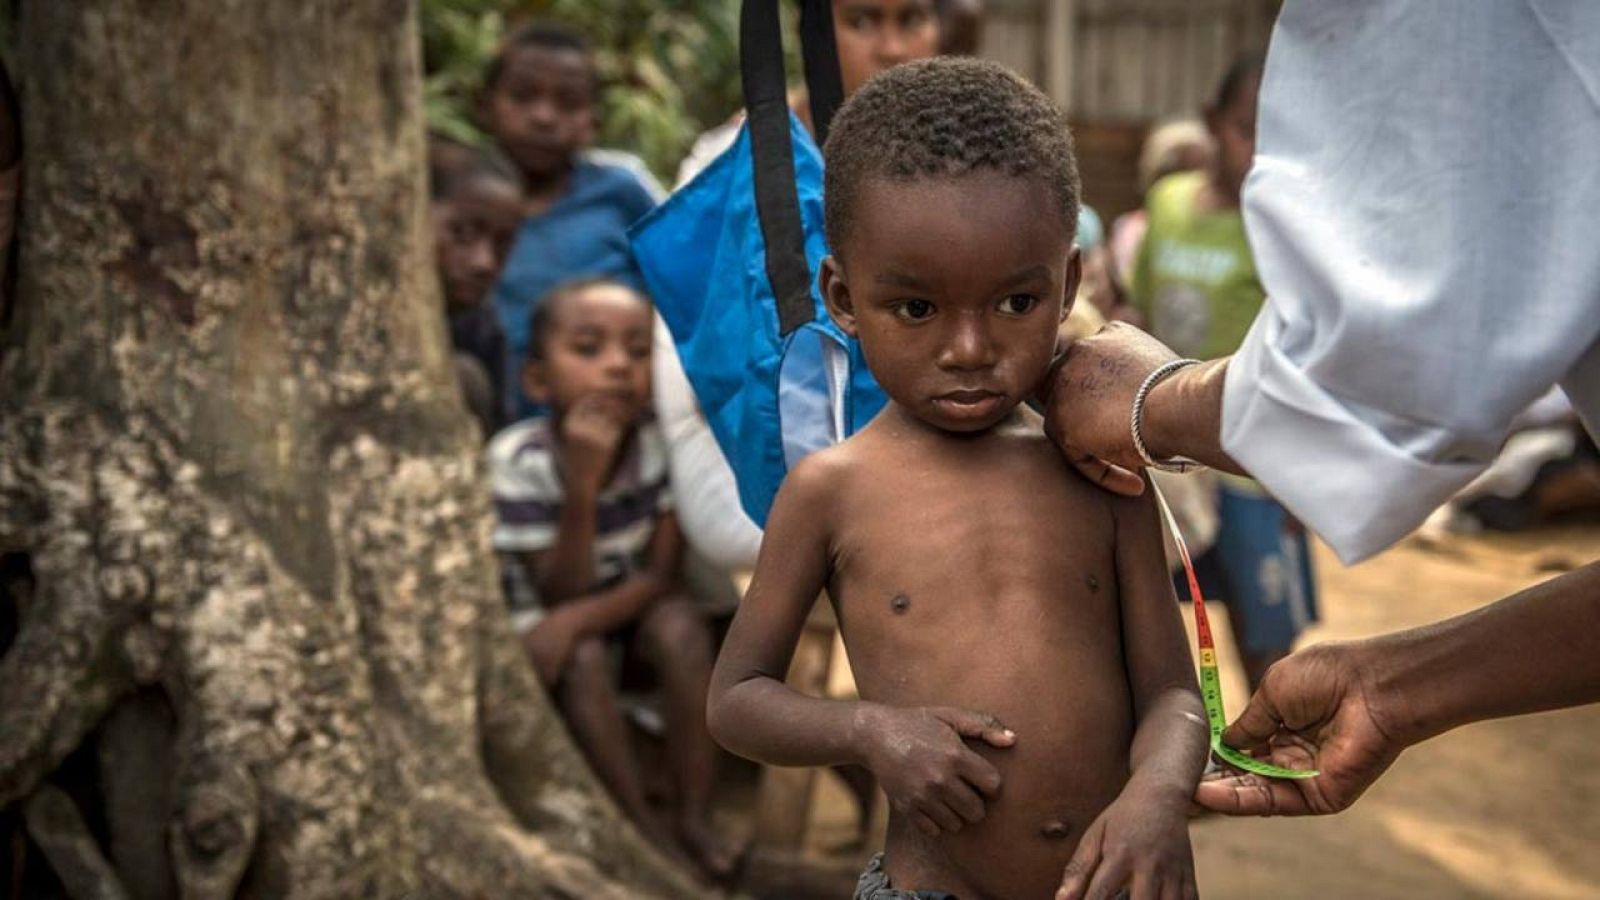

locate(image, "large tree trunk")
(0, 2), (699, 897)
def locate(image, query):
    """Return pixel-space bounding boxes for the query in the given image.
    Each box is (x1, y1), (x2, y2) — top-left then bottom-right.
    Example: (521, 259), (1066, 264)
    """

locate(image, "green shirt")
(1131, 171), (1264, 360)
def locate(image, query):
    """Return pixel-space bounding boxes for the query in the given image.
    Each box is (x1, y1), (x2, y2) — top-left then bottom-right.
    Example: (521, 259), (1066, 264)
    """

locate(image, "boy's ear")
(819, 255), (858, 337)
(1060, 245), (1083, 322)
(520, 360), (551, 404)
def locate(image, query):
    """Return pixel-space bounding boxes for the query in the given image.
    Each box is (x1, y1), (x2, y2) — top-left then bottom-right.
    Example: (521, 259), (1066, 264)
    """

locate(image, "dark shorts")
(855, 854), (958, 900)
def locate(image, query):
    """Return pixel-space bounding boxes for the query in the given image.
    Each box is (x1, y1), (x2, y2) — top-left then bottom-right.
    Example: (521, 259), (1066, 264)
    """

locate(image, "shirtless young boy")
(706, 59), (1208, 900)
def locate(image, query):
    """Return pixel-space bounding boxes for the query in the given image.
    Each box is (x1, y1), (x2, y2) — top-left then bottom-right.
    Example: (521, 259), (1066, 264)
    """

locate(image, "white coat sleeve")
(1222, 0), (1600, 563)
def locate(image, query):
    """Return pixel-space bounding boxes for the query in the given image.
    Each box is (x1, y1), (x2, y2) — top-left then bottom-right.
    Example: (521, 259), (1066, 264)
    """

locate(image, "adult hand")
(1193, 641), (1405, 815)
(1043, 323), (1183, 497)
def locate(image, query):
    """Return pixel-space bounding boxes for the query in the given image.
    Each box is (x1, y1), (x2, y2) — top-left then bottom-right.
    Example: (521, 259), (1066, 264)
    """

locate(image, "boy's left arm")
(1059, 481), (1208, 900)
(522, 513), (684, 683)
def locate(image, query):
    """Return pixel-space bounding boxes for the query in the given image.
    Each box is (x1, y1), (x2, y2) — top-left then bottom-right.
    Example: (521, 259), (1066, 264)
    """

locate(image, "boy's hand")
(1056, 784), (1197, 900)
(522, 607), (585, 686)
(560, 394), (632, 493)
(858, 705), (1015, 836)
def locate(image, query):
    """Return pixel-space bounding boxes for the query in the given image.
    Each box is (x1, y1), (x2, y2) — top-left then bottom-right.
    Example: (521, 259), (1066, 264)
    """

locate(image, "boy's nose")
(526, 98), (559, 127)
(876, 28), (911, 65)
(467, 241), (497, 276)
(601, 346), (634, 375)
(937, 316), (997, 371)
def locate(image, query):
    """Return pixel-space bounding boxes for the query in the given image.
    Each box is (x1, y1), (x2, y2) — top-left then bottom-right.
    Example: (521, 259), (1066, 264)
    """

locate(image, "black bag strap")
(741, 0), (841, 336)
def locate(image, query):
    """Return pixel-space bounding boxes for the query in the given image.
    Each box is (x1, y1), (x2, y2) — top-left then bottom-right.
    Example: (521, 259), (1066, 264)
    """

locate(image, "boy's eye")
(628, 342), (651, 360)
(844, 11), (879, 33)
(998, 294), (1039, 315)
(899, 7), (931, 29)
(570, 342), (601, 357)
(893, 299), (935, 321)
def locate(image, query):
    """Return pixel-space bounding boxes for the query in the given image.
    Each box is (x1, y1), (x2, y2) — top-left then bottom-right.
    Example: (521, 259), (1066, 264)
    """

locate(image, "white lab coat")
(1223, 0), (1600, 562)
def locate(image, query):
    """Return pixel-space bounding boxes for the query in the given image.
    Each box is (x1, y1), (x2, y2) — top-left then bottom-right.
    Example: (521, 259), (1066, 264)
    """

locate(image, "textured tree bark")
(0, 2), (699, 897)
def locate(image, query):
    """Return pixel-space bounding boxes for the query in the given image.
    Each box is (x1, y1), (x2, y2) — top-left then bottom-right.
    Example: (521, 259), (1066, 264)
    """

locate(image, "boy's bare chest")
(827, 455), (1116, 621)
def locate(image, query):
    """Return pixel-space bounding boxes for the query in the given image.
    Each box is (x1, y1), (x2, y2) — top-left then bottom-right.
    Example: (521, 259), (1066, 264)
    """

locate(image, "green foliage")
(420, 0), (749, 182)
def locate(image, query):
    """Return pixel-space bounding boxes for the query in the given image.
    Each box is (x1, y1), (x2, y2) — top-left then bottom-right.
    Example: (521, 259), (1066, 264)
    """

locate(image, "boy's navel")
(1085, 574), (1099, 593)
(890, 592), (911, 614)
(1039, 818), (1072, 841)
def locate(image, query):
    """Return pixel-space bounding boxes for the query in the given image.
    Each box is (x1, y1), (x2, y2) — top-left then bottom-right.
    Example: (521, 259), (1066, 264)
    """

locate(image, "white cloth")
(1223, 0), (1600, 563)
(652, 315), (765, 571)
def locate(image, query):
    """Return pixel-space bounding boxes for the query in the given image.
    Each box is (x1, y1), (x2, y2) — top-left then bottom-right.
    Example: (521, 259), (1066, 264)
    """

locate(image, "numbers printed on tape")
(1152, 484), (1319, 781)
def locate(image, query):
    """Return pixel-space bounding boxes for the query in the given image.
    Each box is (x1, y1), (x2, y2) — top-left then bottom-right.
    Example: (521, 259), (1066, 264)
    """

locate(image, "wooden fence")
(980, 0), (1280, 218)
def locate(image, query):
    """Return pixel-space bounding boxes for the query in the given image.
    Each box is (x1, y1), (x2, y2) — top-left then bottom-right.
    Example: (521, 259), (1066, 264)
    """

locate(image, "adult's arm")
(1195, 559), (1600, 816)
(1048, 0), (1600, 564)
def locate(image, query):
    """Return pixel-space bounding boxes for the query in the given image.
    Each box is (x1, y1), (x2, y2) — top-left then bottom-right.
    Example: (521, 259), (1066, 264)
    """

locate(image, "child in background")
(707, 59), (1207, 900)
(486, 279), (738, 880)
(429, 138), (522, 434)
(479, 22), (664, 417)
(1130, 54), (1319, 689)
(1108, 119), (1211, 286)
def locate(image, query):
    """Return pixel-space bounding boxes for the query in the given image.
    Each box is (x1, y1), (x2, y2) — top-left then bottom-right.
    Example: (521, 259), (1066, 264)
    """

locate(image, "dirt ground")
(780, 524), (1600, 899)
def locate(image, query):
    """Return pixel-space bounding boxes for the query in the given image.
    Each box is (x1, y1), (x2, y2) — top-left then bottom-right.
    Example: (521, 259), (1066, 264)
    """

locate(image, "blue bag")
(629, 0), (885, 526)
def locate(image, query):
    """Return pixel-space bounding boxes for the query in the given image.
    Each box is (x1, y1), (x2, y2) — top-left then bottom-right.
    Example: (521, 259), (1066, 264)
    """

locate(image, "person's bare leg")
(639, 597), (743, 878)
(558, 636), (676, 850)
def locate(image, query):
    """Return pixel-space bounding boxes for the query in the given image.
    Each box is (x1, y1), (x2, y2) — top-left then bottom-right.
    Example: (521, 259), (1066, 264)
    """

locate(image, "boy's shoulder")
(487, 416), (555, 473)
(578, 148), (667, 205)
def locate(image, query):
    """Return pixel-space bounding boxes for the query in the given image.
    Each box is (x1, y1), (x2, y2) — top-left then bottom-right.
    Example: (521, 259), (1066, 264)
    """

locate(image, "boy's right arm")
(707, 456), (1015, 836)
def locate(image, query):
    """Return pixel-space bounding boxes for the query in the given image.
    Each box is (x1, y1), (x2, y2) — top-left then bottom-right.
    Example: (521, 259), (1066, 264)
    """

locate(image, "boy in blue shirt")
(479, 21), (663, 417)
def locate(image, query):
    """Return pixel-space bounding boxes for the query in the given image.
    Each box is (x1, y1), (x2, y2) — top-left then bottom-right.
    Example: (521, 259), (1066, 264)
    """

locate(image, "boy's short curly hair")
(483, 20), (597, 97)
(823, 57), (1080, 254)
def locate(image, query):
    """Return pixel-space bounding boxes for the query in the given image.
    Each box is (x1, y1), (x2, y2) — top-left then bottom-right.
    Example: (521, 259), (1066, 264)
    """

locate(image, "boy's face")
(821, 173), (1081, 434)
(833, 0), (940, 96)
(432, 176), (523, 311)
(482, 45), (596, 180)
(523, 285), (653, 422)
(1206, 72), (1259, 200)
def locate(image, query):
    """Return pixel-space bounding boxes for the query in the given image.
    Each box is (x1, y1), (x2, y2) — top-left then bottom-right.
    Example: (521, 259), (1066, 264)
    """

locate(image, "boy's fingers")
(935, 708), (1016, 747)
(910, 811), (941, 837)
(957, 749), (1004, 798)
(1083, 855), (1132, 900)
(923, 801), (964, 834)
(1056, 830), (1102, 900)
(1127, 870), (1161, 900)
(937, 778), (987, 825)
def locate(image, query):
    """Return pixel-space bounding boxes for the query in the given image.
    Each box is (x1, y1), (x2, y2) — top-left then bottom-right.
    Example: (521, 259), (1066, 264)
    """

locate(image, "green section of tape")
(1200, 658), (1318, 780)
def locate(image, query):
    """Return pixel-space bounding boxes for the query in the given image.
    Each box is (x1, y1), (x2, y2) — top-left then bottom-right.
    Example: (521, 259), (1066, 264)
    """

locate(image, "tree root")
(0, 402), (703, 897)
(23, 785), (131, 900)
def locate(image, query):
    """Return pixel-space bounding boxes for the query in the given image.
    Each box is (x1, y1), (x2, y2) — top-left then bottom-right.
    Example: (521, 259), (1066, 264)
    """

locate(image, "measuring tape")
(1152, 483), (1318, 780)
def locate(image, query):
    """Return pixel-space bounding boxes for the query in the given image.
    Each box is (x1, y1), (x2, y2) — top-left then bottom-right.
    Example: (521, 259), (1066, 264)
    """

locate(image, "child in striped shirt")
(487, 277), (738, 879)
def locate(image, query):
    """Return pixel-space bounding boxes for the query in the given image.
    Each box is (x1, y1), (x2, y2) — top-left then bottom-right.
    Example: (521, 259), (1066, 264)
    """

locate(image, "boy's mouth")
(933, 389), (1005, 418)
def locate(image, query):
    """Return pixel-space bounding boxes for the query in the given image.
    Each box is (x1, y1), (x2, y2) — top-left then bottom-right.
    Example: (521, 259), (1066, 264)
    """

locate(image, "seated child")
(428, 139), (522, 433)
(706, 59), (1208, 900)
(478, 22), (665, 417)
(486, 278), (739, 879)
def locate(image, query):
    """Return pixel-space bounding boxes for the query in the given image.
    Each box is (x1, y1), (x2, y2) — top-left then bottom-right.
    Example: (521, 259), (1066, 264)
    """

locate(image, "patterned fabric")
(854, 854), (958, 900)
(488, 417), (672, 628)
